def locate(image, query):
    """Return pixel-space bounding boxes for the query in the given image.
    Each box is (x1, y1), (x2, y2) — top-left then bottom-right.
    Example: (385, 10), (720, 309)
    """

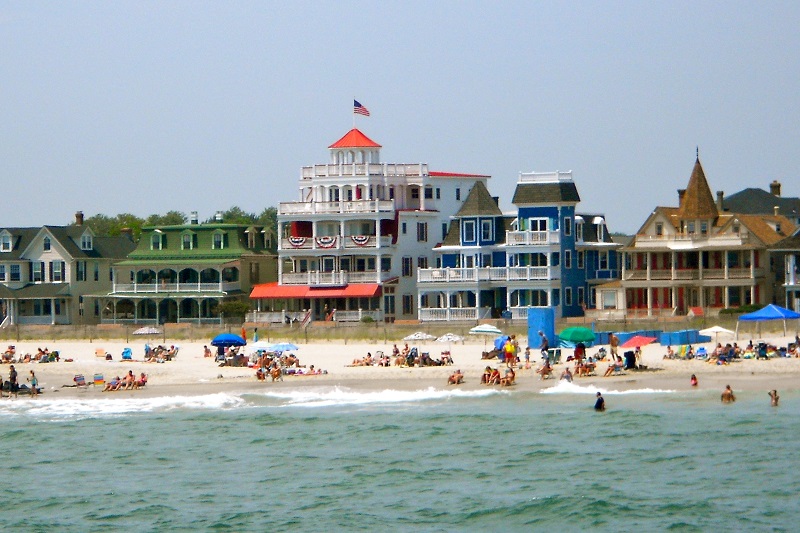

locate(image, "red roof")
(429, 171), (491, 178)
(250, 282), (381, 299)
(329, 128), (382, 149)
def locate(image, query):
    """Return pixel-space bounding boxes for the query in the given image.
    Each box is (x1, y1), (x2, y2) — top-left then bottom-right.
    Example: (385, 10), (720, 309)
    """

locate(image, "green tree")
(257, 207), (278, 251)
(206, 206), (258, 225)
(82, 213), (116, 236)
(146, 210), (187, 227)
(218, 300), (251, 320)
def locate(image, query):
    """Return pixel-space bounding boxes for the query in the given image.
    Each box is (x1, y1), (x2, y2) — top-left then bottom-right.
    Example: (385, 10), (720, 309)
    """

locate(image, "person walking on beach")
(609, 333), (620, 358)
(8, 365), (18, 398)
(538, 331), (549, 359)
(28, 370), (38, 396)
(721, 385), (735, 403)
(594, 392), (605, 411)
(769, 390), (779, 406)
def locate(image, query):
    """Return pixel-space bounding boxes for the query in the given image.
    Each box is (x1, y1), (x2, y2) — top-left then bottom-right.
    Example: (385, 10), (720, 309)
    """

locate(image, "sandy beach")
(2, 331), (799, 399)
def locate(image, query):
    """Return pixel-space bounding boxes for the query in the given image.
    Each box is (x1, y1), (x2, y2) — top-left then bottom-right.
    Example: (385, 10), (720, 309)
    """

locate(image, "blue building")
(417, 171), (620, 321)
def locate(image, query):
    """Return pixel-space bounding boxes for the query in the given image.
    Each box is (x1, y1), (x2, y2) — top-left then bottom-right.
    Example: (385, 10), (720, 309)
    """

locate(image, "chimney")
(716, 191), (724, 211)
(215, 211), (224, 222)
(770, 180), (781, 197)
(190, 211), (199, 224)
(120, 227), (133, 241)
(75, 211), (84, 226)
(774, 206), (780, 216)
(677, 189), (686, 204)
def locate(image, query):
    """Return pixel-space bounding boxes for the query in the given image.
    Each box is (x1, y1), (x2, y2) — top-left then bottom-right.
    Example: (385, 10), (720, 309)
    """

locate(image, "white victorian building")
(249, 128), (489, 323)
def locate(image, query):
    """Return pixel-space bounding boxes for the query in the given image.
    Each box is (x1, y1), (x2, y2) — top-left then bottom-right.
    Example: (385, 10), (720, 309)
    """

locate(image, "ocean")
(0, 383), (796, 531)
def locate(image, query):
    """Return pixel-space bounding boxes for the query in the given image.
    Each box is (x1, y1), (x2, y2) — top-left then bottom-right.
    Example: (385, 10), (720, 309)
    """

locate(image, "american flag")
(353, 100), (370, 116)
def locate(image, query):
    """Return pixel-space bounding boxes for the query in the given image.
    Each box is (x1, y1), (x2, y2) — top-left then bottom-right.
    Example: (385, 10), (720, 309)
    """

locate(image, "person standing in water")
(769, 390), (779, 406)
(690, 374), (698, 387)
(594, 392), (605, 411)
(721, 385), (736, 403)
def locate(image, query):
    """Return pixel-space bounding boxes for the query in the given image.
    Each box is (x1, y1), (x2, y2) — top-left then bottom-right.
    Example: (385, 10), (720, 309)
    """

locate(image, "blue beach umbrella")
(268, 342), (299, 352)
(210, 333), (246, 347)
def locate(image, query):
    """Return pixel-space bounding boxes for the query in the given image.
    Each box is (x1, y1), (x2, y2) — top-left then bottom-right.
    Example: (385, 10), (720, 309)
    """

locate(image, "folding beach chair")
(73, 374), (88, 388)
(93, 374), (105, 387)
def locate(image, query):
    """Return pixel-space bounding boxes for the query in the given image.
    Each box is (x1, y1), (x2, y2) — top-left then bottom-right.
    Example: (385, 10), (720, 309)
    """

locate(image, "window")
(700, 221), (708, 235)
(551, 252), (560, 266)
(417, 257), (428, 269)
(417, 222), (428, 242)
(43, 237), (51, 251)
(552, 289), (560, 306)
(576, 222), (583, 241)
(463, 220), (476, 242)
(565, 287), (572, 306)
(182, 233), (195, 250)
(687, 222), (695, 234)
(213, 232), (224, 249)
(402, 294), (413, 315)
(32, 262), (44, 282)
(94, 262), (99, 282)
(578, 287), (585, 306)
(436, 188), (441, 199)
(151, 233), (163, 250)
(0, 265), (5, 281)
(655, 222), (663, 236)
(424, 187), (433, 199)
(411, 187), (419, 199)
(402, 257), (413, 277)
(602, 290), (617, 309)
(733, 223), (740, 234)
(0, 234), (10, 252)
(401, 222), (407, 235)
(565, 250), (572, 268)
(76, 261), (86, 282)
(442, 223), (448, 241)
(599, 251), (609, 270)
(481, 220), (492, 241)
(51, 261), (64, 282)
(456, 188), (461, 201)
(381, 257), (391, 272)
(597, 224), (605, 241)
(577, 251), (585, 269)
(564, 216), (572, 236)
(529, 218), (548, 231)
(81, 233), (93, 250)
(10, 264), (21, 281)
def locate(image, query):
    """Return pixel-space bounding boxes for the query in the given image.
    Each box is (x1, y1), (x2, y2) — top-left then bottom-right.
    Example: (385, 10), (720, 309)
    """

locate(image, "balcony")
(111, 282), (240, 294)
(633, 233), (750, 249)
(279, 235), (393, 251)
(623, 267), (762, 281)
(417, 266), (558, 283)
(279, 270), (391, 286)
(418, 307), (491, 322)
(300, 163), (428, 180)
(505, 230), (560, 246)
(278, 199), (394, 216)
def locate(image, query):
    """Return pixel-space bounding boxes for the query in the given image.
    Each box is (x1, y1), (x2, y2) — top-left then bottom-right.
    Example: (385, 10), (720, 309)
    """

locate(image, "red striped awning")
(250, 282), (381, 299)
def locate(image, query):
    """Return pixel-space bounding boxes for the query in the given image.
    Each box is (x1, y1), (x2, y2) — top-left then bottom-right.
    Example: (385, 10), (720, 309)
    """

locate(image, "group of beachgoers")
(252, 351), (324, 381)
(350, 343), (454, 368)
(0, 365), (39, 397)
(664, 336), (800, 362)
(101, 370), (148, 391)
(2, 345), (67, 364)
(144, 344), (178, 363)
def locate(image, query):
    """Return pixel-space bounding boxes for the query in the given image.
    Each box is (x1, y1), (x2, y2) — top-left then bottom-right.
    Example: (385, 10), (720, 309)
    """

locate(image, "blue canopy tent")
(736, 304), (800, 337)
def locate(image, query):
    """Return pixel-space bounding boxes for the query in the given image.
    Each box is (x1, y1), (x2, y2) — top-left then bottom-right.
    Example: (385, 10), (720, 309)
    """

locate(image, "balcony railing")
(278, 199), (395, 216)
(418, 307), (490, 322)
(332, 309), (383, 323)
(633, 233), (750, 248)
(505, 230), (560, 246)
(246, 311), (307, 324)
(279, 270), (390, 286)
(417, 266), (558, 283)
(623, 267), (762, 281)
(280, 235), (393, 251)
(111, 282), (239, 293)
(300, 163), (428, 180)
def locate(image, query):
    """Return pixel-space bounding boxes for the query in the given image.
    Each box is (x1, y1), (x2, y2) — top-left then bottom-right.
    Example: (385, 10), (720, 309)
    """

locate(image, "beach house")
(771, 231), (800, 312)
(0, 212), (136, 325)
(248, 128), (489, 323)
(97, 215), (277, 324)
(614, 157), (796, 318)
(416, 171), (621, 321)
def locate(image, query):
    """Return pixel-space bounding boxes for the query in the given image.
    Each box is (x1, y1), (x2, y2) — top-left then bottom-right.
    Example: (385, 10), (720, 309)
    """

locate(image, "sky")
(1, 1), (799, 233)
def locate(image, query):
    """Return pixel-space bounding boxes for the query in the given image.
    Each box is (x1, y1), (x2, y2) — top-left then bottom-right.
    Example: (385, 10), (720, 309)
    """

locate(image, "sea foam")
(257, 386), (506, 408)
(0, 392), (245, 420)
(540, 380), (675, 395)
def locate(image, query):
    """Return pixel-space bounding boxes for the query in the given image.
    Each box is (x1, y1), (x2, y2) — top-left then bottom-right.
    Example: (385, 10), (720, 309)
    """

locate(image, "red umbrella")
(621, 335), (657, 349)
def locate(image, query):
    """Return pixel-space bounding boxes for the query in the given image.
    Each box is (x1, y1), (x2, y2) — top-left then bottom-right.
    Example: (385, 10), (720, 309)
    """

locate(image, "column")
(750, 250), (756, 277)
(671, 251), (676, 280)
(698, 251), (703, 280)
(51, 298), (56, 325)
(646, 252), (651, 281)
(621, 252), (626, 280)
(417, 292), (423, 321)
(420, 187), (426, 211)
(671, 287), (678, 312)
(647, 287), (652, 317)
(724, 249), (729, 279)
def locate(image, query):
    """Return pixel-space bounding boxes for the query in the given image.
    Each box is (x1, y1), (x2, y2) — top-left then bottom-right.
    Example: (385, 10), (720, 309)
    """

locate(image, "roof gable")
(455, 181), (502, 217)
(328, 128), (381, 149)
(512, 182), (580, 205)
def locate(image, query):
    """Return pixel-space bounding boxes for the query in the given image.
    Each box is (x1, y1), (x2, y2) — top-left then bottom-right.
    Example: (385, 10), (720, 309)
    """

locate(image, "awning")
(250, 282), (381, 299)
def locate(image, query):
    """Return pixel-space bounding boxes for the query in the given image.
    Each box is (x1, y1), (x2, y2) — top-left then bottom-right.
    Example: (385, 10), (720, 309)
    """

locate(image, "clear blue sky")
(2, 1), (798, 233)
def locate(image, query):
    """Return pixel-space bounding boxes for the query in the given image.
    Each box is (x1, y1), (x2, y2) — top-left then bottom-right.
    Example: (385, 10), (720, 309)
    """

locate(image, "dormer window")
(575, 221), (584, 241)
(687, 222), (695, 234)
(733, 223), (740, 234)
(151, 232), (164, 250)
(0, 233), (10, 252)
(80, 233), (93, 250)
(43, 237), (51, 251)
(182, 232), (197, 250)
(700, 221), (708, 235)
(655, 223), (663, 236)
(212, 231), (227, 250)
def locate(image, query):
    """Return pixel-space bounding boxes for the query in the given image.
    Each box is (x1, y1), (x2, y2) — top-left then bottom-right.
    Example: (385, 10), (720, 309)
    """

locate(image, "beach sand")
(1, 333), (799, 399)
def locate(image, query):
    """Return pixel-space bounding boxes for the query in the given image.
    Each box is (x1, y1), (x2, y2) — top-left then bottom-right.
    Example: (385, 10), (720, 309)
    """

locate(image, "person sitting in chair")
(604, 356), (624, 377)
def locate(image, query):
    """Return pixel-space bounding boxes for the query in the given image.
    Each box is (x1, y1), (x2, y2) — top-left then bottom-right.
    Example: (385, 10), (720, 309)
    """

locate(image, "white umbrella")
(436, 333), (464, 343)
(469, 324), (502, 336)
(249, 340), (274, 353)
(699, 325), (735, 345)
(132, 326), (162, 335)
(403, 331), (436, 341)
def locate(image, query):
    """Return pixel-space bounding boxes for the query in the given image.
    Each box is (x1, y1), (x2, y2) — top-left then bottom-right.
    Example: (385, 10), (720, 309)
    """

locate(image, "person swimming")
(721, 385), (736, 403)
(769, 390), (779, 406)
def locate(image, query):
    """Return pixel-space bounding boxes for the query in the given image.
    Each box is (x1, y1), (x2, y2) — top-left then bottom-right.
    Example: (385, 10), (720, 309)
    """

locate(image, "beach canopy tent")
(210, 333), (247, 347)
(736, 304), (800, 337)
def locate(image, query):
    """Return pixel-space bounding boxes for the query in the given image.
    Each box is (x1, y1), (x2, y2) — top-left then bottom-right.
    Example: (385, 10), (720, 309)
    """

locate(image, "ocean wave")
(0, 392), (245, 420)
(255, 386), (507, 408)
(540, 381), (675, 395)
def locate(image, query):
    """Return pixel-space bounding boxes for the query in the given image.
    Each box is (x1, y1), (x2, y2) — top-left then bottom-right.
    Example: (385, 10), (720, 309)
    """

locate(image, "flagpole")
(353, 96), (356, 128)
